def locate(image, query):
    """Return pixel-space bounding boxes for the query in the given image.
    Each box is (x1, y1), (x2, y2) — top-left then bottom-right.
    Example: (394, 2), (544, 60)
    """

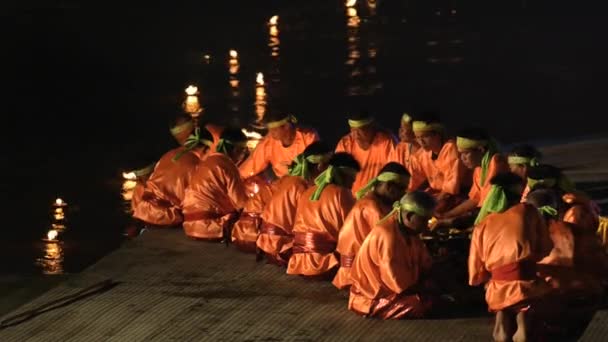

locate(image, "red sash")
(292, 232), (336, 254)
(491, 260), (536, 281)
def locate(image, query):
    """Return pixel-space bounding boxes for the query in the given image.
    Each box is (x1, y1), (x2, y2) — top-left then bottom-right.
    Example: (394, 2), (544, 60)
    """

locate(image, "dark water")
(1, 1), (606, 275)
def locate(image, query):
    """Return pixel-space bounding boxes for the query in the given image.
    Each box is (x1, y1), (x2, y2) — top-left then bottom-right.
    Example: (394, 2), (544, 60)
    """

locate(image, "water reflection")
(36, 199), (67, 274)
(255, 72), (267, 123)
(267, 15), (281, 86)
(228, 50), (240, 114)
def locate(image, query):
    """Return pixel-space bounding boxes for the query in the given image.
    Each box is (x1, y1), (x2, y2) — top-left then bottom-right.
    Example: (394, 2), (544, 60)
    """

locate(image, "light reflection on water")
(36, 199), (67, 275)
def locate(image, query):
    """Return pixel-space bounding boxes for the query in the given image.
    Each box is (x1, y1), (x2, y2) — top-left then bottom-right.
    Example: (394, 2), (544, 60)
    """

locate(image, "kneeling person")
(333, 162), (409, 289)
(182, 128), (250, 240)
(348, 191), (437, 319)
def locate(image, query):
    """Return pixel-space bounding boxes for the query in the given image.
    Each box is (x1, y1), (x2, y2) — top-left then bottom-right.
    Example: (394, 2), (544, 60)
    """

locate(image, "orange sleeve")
(468, 168), (481, 204)
(468, 222), (489, 286)
(239, 138), (270, 178)
(441, 144), (464, 195)
(407, 153), (427, 192)
(304, 129), (320, 145)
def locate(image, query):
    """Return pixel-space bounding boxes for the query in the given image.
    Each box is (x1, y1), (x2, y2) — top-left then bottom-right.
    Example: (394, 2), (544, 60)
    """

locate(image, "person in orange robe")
(333, 162), (410, 290)
(525, 164), (600, 233)
(286, 153), (360, 279)
(238, 111), (319, 179)
(527, 189), (607, 299)
(256, 141), (334, 265)
(388, 113), (421, 173)
(408, 112), (469, 214)
(348, 191), (438, 319)
(433, 128), (509, 228)
(131, 122), (213, 227)
(182, 128), (250, 240)
(335, 109), (396, 195)
(469, 172), (553, 342)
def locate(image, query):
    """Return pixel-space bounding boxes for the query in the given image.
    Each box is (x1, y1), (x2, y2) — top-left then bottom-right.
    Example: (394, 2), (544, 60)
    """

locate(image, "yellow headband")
(306, 153), (332, 164)
(401, 113), (412, 123)
(348, 118), (374, 128)
(377, 197), (433, 225)
(508, 156), (539, 166)
(355, 171), (410, 199)
(267, 115), (297, 129)
(412, 121), (443, 133)
(170, 121), (194, 136)
(456, 136), (487, 151)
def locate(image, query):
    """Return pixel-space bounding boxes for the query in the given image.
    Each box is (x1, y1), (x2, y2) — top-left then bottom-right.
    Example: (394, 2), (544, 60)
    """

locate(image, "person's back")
(349, 191), (437, 320)
(286, 152), (360, 278)
(287, 184), (355, 277)
(470, 203), (553, 311)
(132, 147), (199, 226)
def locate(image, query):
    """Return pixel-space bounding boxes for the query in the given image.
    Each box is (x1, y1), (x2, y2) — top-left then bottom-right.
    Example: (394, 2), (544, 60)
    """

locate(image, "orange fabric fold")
(132, 147), (198, 226)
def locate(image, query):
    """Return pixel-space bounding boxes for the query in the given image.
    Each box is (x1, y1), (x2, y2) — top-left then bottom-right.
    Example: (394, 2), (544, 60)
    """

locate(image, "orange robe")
(469, 203), (553, 312)
(348, 218), (434, 319)
(335, 130), (396, 195)
(239, 127), (319, 178)
(468, 154), (509, 206)
(257, 175), (310, 264)
(389, 141), (421, 173)
(182, 153), (249, 239)
(132, 147), (199, 226)
(333, 193), (390, 289)
(230, 176), (274, 253)
(408, 139), (468, 195)
(286, 184), (355, 277)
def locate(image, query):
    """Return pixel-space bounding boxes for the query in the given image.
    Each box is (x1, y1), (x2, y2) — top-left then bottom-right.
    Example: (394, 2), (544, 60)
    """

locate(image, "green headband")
(170, 121), (194, 136)
(355, 172), (410, 200)
(133, 163), (155, 177)
(412, 121), (443, 133)
(537, 205), (558, 217)
(216, 138), (248, 155)
(267, 115), (297, 129)
(309, 165), (358, 201)
(172, 127), (213, 162)
(348, 118), (374, 128)
(288, 153), (332, 179)
(378, 198), (434, 225)
(474, 183), (521, 225)
(456, 137), (497, 186)
(401, 113), (412, 123)
(508, 156), (539, 167)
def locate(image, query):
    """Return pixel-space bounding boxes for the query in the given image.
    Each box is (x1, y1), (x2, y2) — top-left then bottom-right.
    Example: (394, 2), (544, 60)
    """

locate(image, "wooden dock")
(0, 229), (496, 341)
